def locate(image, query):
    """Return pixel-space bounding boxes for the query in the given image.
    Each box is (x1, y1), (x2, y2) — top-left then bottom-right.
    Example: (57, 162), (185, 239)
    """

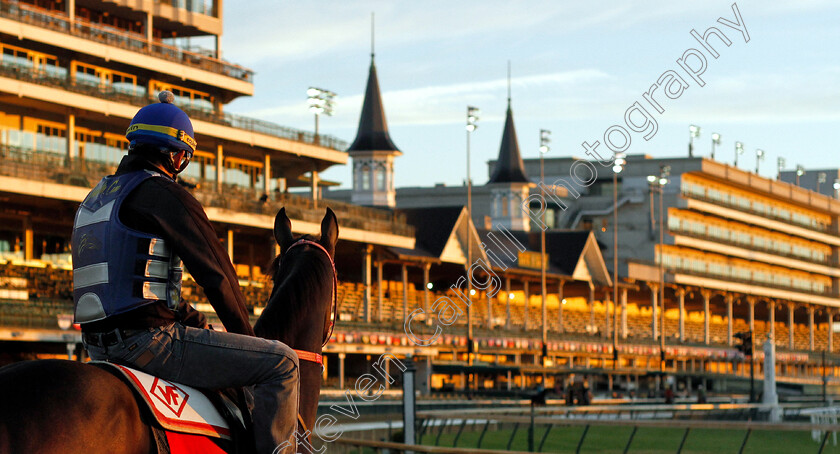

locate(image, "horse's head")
(253, 207), (338, 352)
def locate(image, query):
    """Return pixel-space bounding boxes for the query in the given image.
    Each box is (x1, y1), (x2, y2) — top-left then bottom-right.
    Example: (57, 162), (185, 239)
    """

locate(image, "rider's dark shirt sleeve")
(84, 155), (254, 336)
(131, 176), (255, 336)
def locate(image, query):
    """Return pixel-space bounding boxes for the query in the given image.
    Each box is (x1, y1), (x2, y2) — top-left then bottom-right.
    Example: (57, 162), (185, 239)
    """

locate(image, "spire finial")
(371, 12), (375, 61)
(507, 60), (511, 106)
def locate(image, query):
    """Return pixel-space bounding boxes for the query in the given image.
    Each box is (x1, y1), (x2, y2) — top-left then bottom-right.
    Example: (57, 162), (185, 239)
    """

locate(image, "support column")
(588, 283), (595, 334)
(215, 144), (224, 192)
(362, 245), (373, 323)
(338, 353), (346, 389)
(225, 228), (234, 262)
(557, 280), (565, 333)
(621, 288), (628, 339)
(383, 357), (391, 390)
(263, 153), (271, 196)
(748, 297), (755, 334)
(768, 301), (776, 341)
(145, 10), (152, 49)
(604, 290), (611, 339)
(678, 288), (686, 343)
(486, 291), (493, 328)
(828, 309), (834, 353)
(67, 0), (75, 22)
(809, 305), (815, 351)
(788, 303), (795, 350)
(649, 283), (659, 341)
(505, 277), (511, 331)
(66, 112), (75, 164)
(523, 280), (530, 330)
(701, 290), (711, 345)
(23, 217), (34, 261)
(401, 264), (409, 322)
(311, 169), (319, 208)
(726, 295), (734, 346)
(376, 260), (383, 322)
(423, 263), (431, 325)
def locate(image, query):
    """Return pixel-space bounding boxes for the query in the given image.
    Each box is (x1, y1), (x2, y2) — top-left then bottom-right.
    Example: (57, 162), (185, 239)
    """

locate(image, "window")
(361, 166), (370, 190)
(151, 81), (214, 112)
(375, 165), (386, 191)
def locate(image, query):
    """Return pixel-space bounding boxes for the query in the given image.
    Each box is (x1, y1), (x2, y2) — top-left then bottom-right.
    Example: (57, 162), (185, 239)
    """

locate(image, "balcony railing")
(639, 258), (835, 297)
(0, 146), (413, 237)
(0, 60), (348, 152)
(669, 226), (834, 267)
(0, 0), (250, 82)
(681, 188), (832, 234)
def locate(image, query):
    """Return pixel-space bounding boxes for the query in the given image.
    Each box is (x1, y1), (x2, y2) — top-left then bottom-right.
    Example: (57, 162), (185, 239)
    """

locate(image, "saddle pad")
(102, 362), (231, 440)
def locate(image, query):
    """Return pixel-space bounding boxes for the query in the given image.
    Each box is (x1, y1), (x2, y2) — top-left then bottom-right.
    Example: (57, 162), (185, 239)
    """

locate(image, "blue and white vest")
(71, 170), (182, 324)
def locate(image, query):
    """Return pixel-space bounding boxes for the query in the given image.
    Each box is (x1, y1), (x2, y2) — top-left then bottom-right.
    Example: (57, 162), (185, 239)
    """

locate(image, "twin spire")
(347, 13), (400, 155)
(488, 61), (530, 184)
(347, 22), (528, 186)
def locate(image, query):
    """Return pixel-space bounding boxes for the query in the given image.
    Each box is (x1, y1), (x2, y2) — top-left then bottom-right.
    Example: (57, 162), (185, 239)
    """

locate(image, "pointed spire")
(347, 19), (400, 155)
(488, 63), (529, 184)
(370, 12), (375, 61)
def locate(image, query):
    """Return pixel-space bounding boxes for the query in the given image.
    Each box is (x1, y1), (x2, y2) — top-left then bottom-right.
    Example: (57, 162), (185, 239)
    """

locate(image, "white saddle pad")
(102, 362), (231, 439)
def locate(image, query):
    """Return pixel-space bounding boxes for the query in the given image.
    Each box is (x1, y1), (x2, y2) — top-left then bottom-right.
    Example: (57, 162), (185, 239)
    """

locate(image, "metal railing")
(669, 225), (834, 266)
(0, 1), (248, 82)
(681, 189), (832, 234)
(0, 59), (348, 151)
(0, 147), (411, 237)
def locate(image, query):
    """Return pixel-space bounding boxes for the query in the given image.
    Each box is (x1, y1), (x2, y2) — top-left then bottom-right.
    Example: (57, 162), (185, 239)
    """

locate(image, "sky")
(220, 1), (840, 189)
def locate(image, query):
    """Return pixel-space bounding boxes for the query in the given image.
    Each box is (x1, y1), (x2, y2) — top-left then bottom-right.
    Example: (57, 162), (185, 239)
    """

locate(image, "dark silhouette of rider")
(73, 91), (298, 454)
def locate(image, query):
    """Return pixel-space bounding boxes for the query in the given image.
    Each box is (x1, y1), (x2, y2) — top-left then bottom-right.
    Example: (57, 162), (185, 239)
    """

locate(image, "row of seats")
(1, 262), (837, 352)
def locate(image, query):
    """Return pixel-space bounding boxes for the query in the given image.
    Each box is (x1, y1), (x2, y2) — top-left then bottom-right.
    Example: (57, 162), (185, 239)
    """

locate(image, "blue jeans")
(84, 322), (299, 454)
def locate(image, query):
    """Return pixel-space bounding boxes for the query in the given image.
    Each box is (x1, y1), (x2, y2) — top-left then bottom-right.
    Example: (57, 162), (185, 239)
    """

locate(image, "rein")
(282, 239), (337, 368)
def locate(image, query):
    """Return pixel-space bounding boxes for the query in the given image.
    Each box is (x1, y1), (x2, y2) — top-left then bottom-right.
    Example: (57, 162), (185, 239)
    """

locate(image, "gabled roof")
(477, 229), (612, 286)
(487, 104), (529, 184)
(396, 206), (486, 265)
(347, 60), (401, 155)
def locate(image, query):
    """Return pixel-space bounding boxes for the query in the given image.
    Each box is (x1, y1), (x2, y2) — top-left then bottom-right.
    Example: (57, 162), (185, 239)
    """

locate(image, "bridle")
(283, 238), (337, 368)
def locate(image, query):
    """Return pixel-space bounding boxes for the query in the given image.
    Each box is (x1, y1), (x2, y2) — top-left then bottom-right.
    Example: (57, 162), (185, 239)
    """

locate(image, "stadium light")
(833, 179), (840, 199)
(307, 87), (336, 139)
(538, 128), (551, 366)
(711, 132), (721, 160)
(688, 125), (701, 157)
(612, 151), (626, 371)
(817, 172), (827, 194)
(796, 165), (806, 186)
(777, 157), (786, 180)
(649, 165), (669, 375)
(508, 293), (515, 300)
(426, 282), (434, 290)
(466, 106), (480, 132)
(755, 149), (764, 174)
(466, 105), (480, 372)
(734, 141), (744, 167)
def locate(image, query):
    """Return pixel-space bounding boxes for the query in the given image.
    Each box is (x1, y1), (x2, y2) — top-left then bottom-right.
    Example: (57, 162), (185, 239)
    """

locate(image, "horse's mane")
(254, 235), (333, 344)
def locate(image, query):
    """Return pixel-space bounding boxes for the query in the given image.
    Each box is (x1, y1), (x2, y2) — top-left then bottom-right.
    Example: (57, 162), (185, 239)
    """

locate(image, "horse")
(0, 207), (339, 454)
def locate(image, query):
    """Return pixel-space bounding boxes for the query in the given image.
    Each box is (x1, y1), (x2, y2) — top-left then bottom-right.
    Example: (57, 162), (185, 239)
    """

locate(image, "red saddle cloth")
(166, 432), (227, 454)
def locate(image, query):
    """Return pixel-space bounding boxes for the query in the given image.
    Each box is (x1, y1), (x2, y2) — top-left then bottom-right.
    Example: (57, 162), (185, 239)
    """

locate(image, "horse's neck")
(298, 363), (322, 431)
(255, 265), (328, 432)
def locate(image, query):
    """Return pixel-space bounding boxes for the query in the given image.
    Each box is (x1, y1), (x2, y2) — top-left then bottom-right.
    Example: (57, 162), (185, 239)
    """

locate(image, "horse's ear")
(274, 207), (295, 251)
(319, 207), (339, 256)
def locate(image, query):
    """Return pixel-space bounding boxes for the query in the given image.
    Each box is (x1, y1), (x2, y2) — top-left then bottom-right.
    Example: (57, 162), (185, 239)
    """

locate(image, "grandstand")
(2, 0), (840, 401)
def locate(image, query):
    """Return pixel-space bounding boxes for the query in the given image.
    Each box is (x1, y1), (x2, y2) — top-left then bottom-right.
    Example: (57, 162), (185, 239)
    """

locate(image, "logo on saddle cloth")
(150, 377), (189, 417)
(105, 363), (231, 439)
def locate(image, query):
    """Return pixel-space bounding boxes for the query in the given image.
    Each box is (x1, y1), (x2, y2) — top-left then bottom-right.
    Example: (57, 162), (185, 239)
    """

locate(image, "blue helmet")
(126, 91), (197, 153)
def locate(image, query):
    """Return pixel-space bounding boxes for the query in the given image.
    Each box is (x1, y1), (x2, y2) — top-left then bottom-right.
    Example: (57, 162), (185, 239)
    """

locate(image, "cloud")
(239, 68), (614, 128)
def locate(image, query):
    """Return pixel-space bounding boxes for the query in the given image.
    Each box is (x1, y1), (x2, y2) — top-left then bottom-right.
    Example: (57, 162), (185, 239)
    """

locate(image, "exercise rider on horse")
(72, 91), (299, 454)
